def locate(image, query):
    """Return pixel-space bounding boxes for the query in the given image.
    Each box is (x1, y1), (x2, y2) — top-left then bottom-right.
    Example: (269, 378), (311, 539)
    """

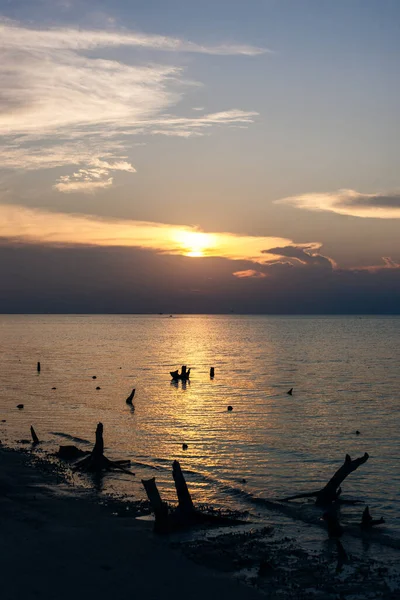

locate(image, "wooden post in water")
(142, 477), (169, 533)
(172, 460), (194, 517)
(30, 426), (39, 444)
(37, 361), (41, 373)
(210, 367), (215, 378)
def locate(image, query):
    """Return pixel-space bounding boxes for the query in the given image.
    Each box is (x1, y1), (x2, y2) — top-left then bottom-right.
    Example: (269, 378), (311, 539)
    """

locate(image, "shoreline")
(1, 446), (400, 599)
(0, 446), (265, 600)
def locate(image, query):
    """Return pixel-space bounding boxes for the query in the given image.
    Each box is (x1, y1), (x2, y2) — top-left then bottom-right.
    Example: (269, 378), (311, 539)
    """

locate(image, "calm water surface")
(1, 315), (399, 544)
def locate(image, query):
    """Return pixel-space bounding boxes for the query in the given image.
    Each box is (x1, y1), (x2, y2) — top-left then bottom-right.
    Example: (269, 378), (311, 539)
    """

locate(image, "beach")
(1, 446), (400, 600)
(0, 447), (265, 600)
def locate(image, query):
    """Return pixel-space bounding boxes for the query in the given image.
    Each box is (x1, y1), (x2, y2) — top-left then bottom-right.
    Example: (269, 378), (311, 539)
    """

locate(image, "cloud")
(0, 203), (313, 263)
(0, 19), (263, 190)
(0, 19), (269, 56)
(1, 242), (398, 315)
(54, 175), (114, 193)
(263, 245), (336, 269)
(275, 189), (400, 219)
(53, 158), (136, 193)
(233, 270), (267, 278)
(349, 256), (400, 273)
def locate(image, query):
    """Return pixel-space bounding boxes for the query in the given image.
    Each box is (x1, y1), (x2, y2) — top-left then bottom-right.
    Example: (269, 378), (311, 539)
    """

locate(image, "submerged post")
(37, 361), (41, 373)
(210, 367), (215, 378)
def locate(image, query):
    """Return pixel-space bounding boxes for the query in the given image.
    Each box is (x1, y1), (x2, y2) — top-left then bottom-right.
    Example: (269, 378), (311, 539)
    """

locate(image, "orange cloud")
(233, 270), (267, 278)
(0, 203), (317, 264)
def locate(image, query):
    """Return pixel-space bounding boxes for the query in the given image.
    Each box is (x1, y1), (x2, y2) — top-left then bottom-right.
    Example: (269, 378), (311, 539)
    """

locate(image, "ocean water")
(1, 315), (399, 545)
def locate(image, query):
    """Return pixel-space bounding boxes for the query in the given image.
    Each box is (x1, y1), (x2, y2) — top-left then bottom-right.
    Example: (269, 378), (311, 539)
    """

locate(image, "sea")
(1, 314), (399, 551)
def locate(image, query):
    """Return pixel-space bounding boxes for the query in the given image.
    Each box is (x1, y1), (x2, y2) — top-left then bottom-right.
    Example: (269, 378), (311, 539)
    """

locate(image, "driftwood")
(142, 460), (243, 533)
(170, 366), (191, 381)
(126, 388), (135, 405)
(361, 506), (385, 529)
(142, 478), (169, 533)
(281, 453), (369, 506)
(30, 426), (39, 445)
(57, 445), (90, 460)
(73, 423), (134, 474)
(172, 460), (195, 517)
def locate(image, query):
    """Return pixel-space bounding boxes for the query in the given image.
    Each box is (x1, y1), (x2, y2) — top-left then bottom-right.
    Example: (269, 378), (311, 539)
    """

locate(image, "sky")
(0, 0), (399, 313)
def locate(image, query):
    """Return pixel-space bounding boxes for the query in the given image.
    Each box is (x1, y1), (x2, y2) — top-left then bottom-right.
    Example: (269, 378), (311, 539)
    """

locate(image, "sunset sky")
(1, 0), (399, 313)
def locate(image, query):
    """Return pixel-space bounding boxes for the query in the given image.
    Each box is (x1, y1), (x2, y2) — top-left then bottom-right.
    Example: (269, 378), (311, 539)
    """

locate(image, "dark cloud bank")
(1, 241), (399, 314)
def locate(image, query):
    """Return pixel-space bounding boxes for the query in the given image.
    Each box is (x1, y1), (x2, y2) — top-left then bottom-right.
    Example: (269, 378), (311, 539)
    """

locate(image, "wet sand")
(0, 448), (264, 600)
(1, 447), (400, 600)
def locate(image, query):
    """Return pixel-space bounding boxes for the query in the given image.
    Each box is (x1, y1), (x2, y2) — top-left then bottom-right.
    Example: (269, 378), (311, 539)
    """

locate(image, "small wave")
(50, 432), (91, 445)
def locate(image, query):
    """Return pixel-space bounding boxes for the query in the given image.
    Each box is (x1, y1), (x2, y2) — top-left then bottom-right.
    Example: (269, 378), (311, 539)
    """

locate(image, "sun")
(175, 230), (214, 257)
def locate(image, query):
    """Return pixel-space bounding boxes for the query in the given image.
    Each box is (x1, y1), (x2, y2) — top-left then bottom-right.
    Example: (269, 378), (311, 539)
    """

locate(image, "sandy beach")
(1, 445), (400, 600)
(0, 447), (264, 600)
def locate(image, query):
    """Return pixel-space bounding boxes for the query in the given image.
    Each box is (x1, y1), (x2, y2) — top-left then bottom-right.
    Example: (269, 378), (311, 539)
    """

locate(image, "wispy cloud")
(233, 270), (267, 279)
(0, 19), (269, 56)
(0, 19), (264, 190)
(53, 158), (136, 193)
(275, 189), (400, 219)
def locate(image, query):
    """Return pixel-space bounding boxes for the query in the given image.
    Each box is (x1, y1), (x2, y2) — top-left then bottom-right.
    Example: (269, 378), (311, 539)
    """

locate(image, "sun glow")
(174, 230), (215, 257)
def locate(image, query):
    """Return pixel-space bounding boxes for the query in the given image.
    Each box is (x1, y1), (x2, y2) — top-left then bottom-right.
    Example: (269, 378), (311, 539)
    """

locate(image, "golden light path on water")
(0, 314), (400, 542)
(0, 203), (321, 264)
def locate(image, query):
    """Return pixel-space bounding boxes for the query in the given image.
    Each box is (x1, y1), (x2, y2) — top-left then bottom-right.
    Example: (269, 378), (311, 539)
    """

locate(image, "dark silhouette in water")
(287, 388), (293, 395)
(17, 404), (24, 409)
(170, 365), (191, 381)
(73, 423), (134, 474)
(323, 509), (343, 538)
(37, 361), (41, 373)
(282, 452), (369, 506)
(30, 425), (39, 445)
(361, 506), (385, 529)
(227, 405), (233, 411)
(210, 367), (215, 378)
(142, 460), (242, 534)
(182, 443), (188, 450)
(126, 388), (135, 405)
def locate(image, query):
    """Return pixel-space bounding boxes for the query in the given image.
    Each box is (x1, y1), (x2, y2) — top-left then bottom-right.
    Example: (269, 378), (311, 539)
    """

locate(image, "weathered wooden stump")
(361, 506), (385, 529)
(170, 366), (191, 381)
(282, 453), (370, 506)
(142, 460), (244, 534)
(73, 423), (134, 475)
(126, 388), (135, 405)
(30, 426), (39, 445)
